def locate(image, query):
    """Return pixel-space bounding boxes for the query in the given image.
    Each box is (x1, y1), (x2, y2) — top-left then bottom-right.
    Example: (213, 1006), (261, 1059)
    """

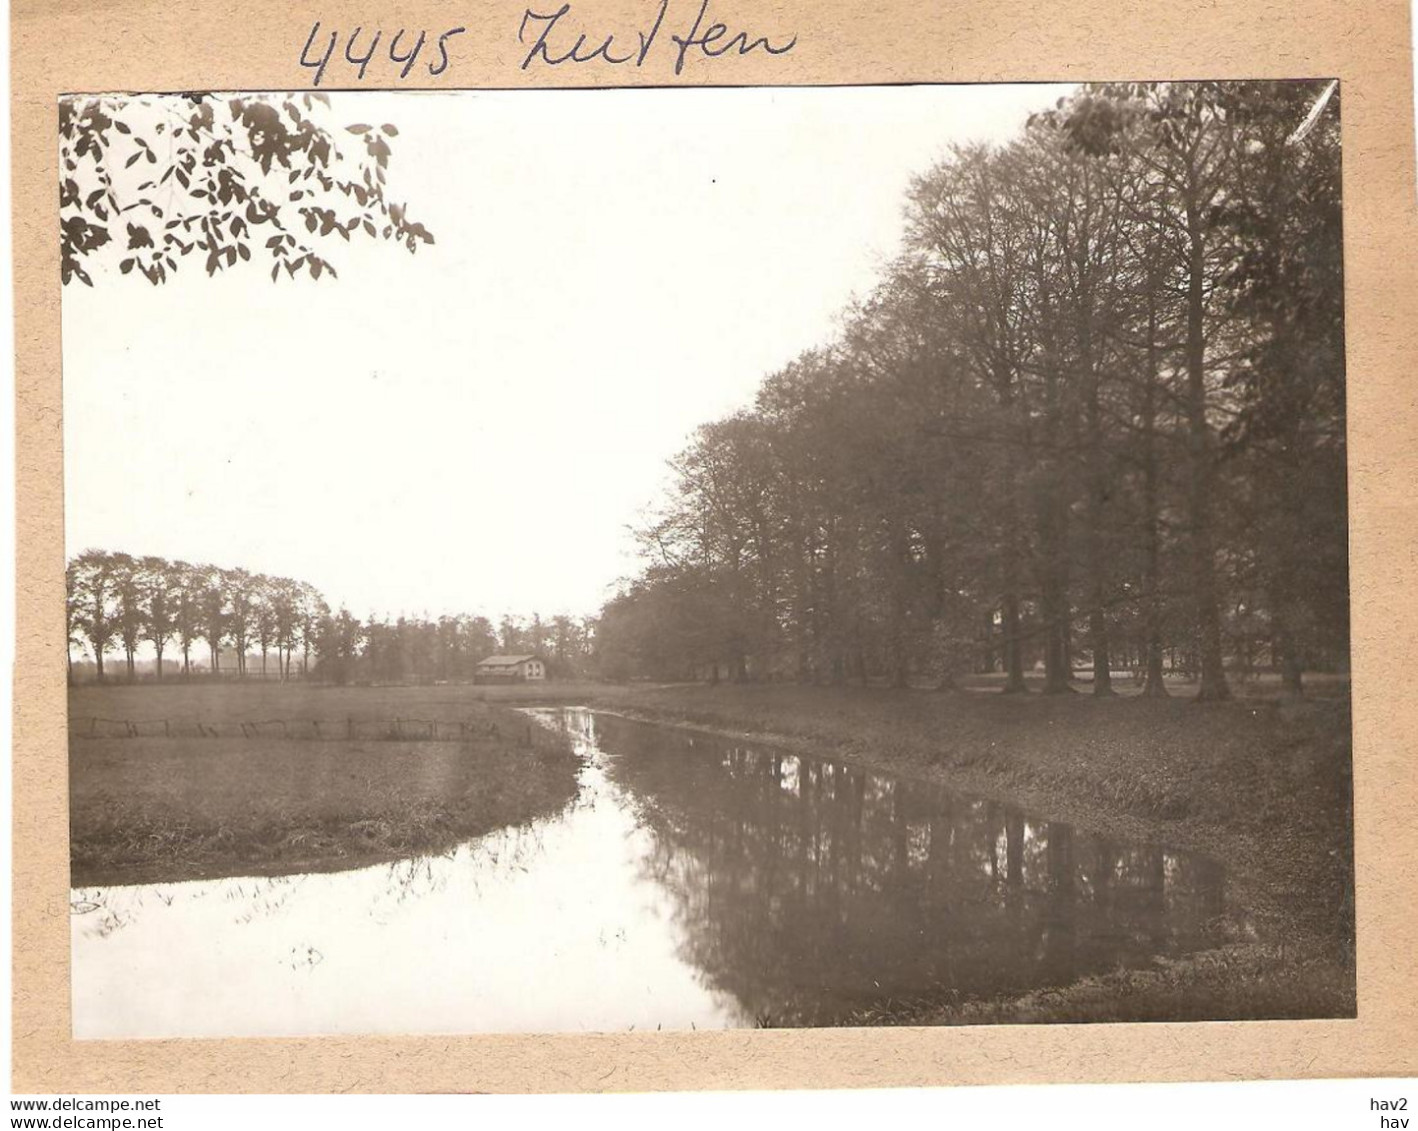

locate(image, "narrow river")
(71, 707), (1227, 1037)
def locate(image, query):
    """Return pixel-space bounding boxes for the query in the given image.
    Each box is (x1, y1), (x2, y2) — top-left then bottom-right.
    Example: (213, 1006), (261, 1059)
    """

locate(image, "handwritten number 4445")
(300, 23), (466, 87)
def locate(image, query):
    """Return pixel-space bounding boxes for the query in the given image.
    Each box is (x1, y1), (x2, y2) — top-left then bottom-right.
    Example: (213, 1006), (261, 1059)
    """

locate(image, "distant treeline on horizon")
(65, 549), (596, 685)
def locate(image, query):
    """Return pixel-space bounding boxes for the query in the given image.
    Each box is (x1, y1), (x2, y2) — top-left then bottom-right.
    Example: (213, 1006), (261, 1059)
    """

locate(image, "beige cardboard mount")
(11, 0), (1418, 1094)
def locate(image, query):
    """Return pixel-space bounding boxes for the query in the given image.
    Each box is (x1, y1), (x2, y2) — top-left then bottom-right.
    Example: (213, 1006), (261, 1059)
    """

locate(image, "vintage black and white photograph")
(60, 81), (1353, 1038)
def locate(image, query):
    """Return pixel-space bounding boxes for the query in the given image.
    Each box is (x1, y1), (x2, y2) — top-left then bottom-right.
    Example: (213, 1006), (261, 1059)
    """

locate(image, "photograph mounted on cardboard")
(59, 81), (1353, 1038)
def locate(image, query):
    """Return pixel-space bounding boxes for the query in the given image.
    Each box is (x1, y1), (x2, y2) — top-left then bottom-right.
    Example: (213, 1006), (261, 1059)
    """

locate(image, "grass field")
(68, 682), (589, 887)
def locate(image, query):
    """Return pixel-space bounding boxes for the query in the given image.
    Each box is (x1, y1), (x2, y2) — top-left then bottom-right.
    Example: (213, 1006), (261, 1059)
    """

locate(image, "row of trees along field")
(65, 549), (595, 684)
(596, 82), (1348, 699)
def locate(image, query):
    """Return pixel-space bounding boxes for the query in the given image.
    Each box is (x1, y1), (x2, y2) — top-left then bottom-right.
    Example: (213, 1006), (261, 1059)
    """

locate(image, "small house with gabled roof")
(474, 654), (546, 683)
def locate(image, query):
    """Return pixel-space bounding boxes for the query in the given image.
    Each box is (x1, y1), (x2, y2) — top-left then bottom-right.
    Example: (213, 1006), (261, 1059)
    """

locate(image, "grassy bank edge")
(69, 704), (585, 889)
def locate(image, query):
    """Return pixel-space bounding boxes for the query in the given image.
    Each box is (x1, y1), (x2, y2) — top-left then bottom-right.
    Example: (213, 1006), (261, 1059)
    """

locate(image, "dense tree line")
(597, 82), (1347, 698)
(66, 550), (330, 682)
(319, 610), (595, 685)
(65, 549), (595, 684)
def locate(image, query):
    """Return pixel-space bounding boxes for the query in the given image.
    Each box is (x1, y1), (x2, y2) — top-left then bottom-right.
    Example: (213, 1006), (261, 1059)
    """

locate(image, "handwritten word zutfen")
(518, 0), (797, 75)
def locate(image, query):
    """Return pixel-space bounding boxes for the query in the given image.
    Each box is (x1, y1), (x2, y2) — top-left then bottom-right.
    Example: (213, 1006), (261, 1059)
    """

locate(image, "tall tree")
(66, 550), (118, 682)
(170, 560), (204, 676)
(1221, 81), (1346, 696)
(907, 144), (1038, 693)
(223, 569), (260, 677)
(198, 567), (228, 674)
(110, 552), (145, 680)
(139, 554), (176, 679)
(1110, 82), (1239, 700)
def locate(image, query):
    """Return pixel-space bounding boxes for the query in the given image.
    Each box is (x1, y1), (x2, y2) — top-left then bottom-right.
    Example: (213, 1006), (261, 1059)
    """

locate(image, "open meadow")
(68, 681), (595, 887)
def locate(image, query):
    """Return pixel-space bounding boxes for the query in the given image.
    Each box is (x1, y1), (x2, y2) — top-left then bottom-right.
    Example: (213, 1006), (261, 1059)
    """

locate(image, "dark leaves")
(59, 93), (433, 286)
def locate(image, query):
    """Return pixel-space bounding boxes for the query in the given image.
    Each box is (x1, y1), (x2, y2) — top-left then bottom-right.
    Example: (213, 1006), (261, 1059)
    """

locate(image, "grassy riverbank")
(68, 677), (1355, 1022)
(69, 686), (584, 887)
(606, 680), (1357, 1024)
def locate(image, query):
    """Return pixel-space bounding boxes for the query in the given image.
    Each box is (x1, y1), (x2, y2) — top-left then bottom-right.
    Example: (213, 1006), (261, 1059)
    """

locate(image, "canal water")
(71, 707), (1227, 1037)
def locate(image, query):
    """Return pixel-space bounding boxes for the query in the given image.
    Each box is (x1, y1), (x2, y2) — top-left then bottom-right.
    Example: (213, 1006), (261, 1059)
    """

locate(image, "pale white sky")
(62, 84), (1075, 621)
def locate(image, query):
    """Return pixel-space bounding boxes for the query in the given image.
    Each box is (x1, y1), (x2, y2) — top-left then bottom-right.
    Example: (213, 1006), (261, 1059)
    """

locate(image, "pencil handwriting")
(518, 0), (797, 75)
(299, 22), (466, 86)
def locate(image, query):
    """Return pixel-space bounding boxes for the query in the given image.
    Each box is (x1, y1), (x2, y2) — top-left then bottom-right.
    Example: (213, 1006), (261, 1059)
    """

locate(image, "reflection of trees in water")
(592, 713), (1226, 1026)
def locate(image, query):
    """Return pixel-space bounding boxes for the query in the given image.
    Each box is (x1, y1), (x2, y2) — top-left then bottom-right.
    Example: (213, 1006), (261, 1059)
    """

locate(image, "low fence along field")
(69, 679), (614, 729)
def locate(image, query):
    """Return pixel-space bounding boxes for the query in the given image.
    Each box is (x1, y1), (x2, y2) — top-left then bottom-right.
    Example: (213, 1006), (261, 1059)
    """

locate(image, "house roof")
(476, 654), (537, 667)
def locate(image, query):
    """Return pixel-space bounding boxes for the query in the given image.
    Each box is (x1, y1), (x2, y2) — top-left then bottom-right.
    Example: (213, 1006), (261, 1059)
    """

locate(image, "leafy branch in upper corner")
(59, 92), (434, 286)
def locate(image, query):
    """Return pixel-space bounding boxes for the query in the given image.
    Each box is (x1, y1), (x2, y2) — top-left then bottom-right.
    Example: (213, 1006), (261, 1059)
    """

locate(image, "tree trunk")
(1140, 285), (1169, 697)
(996, 364), (1029, 695)
(980, 609), (996, 675)
(1039, 483), (1073, 696)
(1183, 195), (1231, 701)
(1000, 578), (1028, 693)
(1036, 343), (1073, 696)
(998, 469), (1029, 694)
(889, 520), (912, 690)
(1082, 354), (1115, 697)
